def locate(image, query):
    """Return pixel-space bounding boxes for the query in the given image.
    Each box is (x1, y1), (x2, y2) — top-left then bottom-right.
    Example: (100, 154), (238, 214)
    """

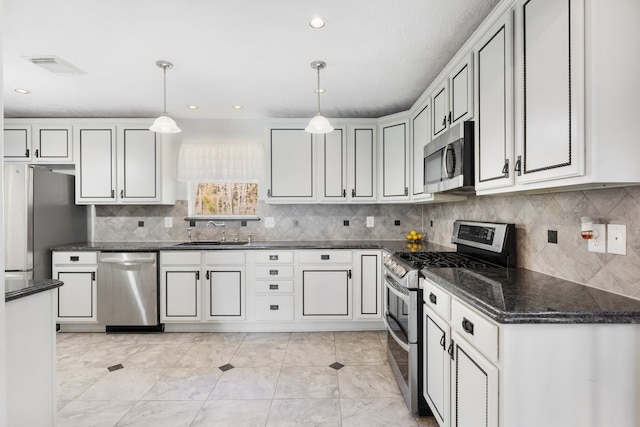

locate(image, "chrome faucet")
(206, 221), (226, 241)
(187, 227), (193, 243)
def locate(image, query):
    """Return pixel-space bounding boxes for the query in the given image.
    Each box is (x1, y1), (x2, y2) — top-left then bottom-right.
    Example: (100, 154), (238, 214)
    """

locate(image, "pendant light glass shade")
(305, 60), (333, 134)
(305, 113), (334, 133)
(150, 60), (181, 134)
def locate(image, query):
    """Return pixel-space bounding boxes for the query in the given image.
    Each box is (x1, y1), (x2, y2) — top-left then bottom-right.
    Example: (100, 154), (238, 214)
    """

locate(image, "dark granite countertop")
(5, 279), (63, 302)
(422, 267), (640, 324)
(52, 240), (452, 253)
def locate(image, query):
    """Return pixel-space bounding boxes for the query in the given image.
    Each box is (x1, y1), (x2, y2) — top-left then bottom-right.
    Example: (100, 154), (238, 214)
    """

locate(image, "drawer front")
(255, 295), (294, 321)
(254, 280), (294, 294)
(254, 265), (294, 279)
(297, 250), (352, 264)
(52, 251), (98, 266)
(423, 279), (451, 321)
(254, 251), (294, 264)
(451, 299), (499, 362)
(161, 251), (201, 266)
(204, 251), (245, 265)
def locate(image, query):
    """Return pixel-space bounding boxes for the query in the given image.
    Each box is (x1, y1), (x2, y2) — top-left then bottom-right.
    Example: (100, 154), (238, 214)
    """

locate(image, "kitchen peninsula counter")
(5, 278), (63, 302)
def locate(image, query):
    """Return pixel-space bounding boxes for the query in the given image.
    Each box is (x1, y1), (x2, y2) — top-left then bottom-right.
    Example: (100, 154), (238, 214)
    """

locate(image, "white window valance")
(177, 142), (265, 183)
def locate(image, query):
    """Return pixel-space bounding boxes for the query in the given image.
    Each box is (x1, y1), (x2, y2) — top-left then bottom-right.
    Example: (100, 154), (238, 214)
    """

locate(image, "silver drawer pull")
(269, 255), (279, 261)
(269, 284), (279, 290)
(270, 305), (279, 311)
(70, 256), (80, 262)
(269, 269), (279, 276)
(321, 254), (330, 260)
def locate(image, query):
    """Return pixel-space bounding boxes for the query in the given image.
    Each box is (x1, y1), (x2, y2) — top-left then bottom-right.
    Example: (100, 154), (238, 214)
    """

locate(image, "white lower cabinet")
(296, 250), (352, 319)
(252, 250), (295, 321)
(160, 252), (202, 322)
(352, 250), (382, 320)
(203, 251), (245, 320)
(423, 307), (451, 427)
(52, 251), (98, 323)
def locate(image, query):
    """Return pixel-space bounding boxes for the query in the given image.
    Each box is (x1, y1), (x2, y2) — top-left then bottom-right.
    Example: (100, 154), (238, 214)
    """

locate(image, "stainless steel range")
(383, 220), (516, 416)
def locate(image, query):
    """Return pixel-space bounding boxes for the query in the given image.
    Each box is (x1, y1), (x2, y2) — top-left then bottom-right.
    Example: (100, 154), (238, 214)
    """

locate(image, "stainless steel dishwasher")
(97, 252), (163, 332)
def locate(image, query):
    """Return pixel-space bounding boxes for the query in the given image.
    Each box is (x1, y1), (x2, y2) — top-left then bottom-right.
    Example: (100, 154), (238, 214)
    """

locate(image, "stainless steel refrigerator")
(4, 164), (88, 279)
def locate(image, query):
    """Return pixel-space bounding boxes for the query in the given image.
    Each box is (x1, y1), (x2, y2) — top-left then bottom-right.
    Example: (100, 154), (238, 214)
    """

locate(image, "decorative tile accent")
(329, 362), (344, 370)
(107, 363), (123, 372)
(218, 363), (234, 372)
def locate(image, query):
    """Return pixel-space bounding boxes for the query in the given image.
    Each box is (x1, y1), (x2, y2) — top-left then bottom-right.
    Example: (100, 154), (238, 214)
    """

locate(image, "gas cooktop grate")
(394, 251), (494, 269)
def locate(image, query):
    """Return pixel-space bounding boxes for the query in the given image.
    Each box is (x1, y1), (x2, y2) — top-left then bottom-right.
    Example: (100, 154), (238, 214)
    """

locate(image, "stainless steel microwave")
(423, 121), (475, 194)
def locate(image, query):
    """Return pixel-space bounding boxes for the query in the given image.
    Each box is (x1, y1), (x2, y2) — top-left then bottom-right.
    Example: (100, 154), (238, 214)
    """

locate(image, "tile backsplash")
(95, 185), (640, 300)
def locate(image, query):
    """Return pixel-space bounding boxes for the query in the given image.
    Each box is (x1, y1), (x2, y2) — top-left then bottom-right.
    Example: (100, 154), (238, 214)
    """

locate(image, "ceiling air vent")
(27, 56), (85, 74)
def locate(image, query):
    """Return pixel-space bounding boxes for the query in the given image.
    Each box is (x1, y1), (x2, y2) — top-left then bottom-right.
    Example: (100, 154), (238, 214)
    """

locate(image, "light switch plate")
(607, 224), (626, 255)
(164, 217), (172, 228)
(588, 224), (606, 253)
(366, 216), (374, 228)
(264, 217), (275, 228)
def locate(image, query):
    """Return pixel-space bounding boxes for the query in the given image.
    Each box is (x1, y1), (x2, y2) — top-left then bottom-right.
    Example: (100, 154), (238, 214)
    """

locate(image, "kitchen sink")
(173, 241), (248, 247)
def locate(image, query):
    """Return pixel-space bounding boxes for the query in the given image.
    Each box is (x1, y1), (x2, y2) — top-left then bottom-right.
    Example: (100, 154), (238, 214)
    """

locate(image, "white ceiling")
(3, 0), (500, 120)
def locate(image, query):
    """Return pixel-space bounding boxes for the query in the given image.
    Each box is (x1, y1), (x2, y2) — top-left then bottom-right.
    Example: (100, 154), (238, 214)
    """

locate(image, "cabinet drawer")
(423, 279), (451, 321)
(451, 299), (499, 362)
(254, 265), (294, 279)
(297, 250), (352, 264)
(204, 251), (245, 265)
(255, 296), (294, 321)
(254, 280), (294, 294)
(161, 251), (201, 266)
(254, 251), (294, 264)
(52, 251), (97, 266)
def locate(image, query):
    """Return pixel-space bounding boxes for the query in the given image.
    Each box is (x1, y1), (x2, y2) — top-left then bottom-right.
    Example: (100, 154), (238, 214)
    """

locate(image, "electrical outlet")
(164, 217), (172, 228)
(588, 224), (606, 253)
(264, 217), (275, 228)
(366, 216), (374, 228)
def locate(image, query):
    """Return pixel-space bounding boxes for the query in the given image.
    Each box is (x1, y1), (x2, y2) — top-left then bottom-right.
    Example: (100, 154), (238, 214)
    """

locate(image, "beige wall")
(423, 186), (640, 300)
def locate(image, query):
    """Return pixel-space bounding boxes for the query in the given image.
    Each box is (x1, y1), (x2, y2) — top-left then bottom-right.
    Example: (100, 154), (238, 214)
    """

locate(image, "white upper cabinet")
(4, 121), (73, 163)
(513, 0), (583, 184)
(347, 124), (377, 202)
(432, 54), (474, 139)
(317, 127), (347, 203)
(267, 128), (315, 203)
(75, 120), (175, 205)
(378, 115), (410, 201)
(411, 99), (431, 200)
(475, 9), (515, 192)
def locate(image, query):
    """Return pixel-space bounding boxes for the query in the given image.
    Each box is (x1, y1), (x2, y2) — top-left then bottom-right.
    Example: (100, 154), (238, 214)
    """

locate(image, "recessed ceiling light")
(309, 17), (327, 29)
(14, 88), (31, 94)
(314, 88), (325, 94)
(187, 105), (198, 110)
(233, 105), (243, 110)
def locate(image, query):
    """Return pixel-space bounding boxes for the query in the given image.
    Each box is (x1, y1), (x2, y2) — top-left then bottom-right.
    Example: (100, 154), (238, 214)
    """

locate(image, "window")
(192, 182), (258, 216)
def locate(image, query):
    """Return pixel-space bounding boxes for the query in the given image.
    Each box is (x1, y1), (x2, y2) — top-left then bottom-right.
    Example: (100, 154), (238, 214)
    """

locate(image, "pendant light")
(150, 60), (181, 134)
(305, 60), (334, 134)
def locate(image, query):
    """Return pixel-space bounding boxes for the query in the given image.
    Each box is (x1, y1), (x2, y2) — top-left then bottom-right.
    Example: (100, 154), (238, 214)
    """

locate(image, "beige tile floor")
(56, 330), (438, 427)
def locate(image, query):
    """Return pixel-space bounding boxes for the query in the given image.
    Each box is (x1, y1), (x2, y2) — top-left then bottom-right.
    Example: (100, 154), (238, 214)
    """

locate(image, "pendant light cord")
(162, 65), (168, 114)
(316, 66), (321, 114)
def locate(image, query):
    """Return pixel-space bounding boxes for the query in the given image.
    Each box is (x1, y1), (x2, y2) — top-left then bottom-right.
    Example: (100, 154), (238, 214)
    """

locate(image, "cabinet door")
(318, 128), (347, 202)
(451, 332), (499, 427)
(160, 268), (201, 321)
(76, 127), (117, 203)
(449, 55), (474, 126)
(299, 269), (351, 318)
(268, 129), (315, 202)
(380, 120), (409, 200)
(54, 270), (97, 322)
(423, 307), (450, 427)
(432, 83), (449, 138)
(348, 126), (376, 201)
(515, 0), (583, 183)
(204, 268), (245, 320)
(118, 127), (159, 202)
(411, 101), (431, 199)
(34, 126), (73, 163)
(353, 251), (381, 319)
(4, 126), (32, 161)
(475, 12), (515, 191)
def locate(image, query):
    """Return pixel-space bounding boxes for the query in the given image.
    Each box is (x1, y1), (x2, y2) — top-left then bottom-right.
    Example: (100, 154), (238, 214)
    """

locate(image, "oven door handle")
(386, 322), (411, 352)
(384, 276), (410, 303)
